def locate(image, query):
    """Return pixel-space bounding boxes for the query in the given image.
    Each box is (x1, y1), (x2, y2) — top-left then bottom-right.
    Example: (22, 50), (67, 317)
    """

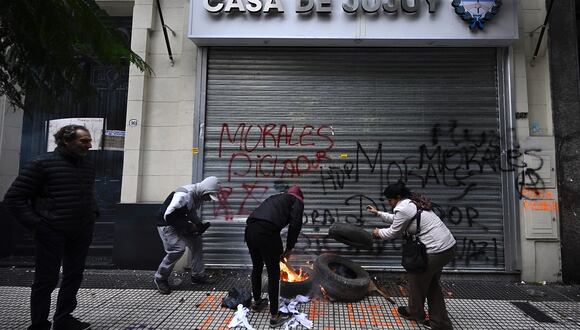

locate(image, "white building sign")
(190, 0), (517, 46)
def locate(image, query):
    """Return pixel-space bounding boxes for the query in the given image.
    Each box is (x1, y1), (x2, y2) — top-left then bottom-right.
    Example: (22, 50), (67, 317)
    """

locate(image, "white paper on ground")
(279, 295), (313, 329)
(228, 304), (255, 330)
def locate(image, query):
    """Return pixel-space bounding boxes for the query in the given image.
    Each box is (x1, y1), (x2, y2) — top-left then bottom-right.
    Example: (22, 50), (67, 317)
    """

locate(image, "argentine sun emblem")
(452, 0), (502, 31)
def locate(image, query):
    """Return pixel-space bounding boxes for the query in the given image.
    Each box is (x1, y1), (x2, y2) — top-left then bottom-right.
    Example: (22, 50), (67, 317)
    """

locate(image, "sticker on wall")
(452, 0), (502, 31)
(104, 130), (125, 151)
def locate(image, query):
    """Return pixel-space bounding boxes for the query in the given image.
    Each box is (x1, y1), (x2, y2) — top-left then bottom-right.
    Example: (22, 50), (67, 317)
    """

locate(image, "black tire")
(280, 269), (315, 298)
(328, 223), (373, 249)
(314, 253), (370, 302)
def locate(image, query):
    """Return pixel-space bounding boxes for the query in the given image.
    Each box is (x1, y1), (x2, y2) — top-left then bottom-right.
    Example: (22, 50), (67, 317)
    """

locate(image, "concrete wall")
(513, 0), (562, 282)
(120, 0), (197, 203)
(0, 96), (23, 198)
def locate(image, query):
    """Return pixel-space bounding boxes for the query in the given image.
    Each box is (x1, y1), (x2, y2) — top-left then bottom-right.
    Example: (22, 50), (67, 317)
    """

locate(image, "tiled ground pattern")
(1, 268), (579, 302)
(1, 287), (579, 330)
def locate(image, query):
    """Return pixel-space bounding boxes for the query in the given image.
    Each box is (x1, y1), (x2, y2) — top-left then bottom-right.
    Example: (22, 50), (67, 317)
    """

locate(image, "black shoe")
(422, 319), (431, 328)
(191, 273), (215, 284)
(154, 278), (171, 295)
(269, 313), (292, 328)
(26, 320), (51, 330)
(397, 306), (426, 321)
(251, 298), (269, 312)
(53, 316), (91, 330)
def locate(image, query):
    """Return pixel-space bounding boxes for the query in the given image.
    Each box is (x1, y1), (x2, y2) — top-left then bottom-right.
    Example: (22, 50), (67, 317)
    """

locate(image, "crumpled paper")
(279, 295), (313, 329)
(228, 304), (255, 330)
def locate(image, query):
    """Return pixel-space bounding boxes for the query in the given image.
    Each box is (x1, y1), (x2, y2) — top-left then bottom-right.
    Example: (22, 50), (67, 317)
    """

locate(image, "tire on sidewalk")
(314, 253), (370, 302)
(328, 223), (373, 249)
(280, 269), (315, 298)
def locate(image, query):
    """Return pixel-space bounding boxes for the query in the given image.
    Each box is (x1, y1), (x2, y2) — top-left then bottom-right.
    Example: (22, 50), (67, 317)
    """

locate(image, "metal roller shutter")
(200, 47), (507, 271)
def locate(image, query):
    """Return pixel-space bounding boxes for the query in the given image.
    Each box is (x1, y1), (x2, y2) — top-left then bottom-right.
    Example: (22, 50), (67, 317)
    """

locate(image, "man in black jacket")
(4, 125), (97, 330)
(244, 185), (304, 328)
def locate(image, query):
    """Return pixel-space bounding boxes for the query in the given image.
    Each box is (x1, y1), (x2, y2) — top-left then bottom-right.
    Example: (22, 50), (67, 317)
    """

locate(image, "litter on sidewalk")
(279, 295), (313, 329)
(227, 304), (255, 330)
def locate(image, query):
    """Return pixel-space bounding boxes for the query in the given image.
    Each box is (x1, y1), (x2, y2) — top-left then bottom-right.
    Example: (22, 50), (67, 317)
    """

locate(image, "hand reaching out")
(366, 205), (379, 216)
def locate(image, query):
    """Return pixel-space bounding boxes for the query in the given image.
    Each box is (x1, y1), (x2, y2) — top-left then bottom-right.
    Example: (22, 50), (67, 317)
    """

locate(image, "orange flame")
(280, 259), (309, 282)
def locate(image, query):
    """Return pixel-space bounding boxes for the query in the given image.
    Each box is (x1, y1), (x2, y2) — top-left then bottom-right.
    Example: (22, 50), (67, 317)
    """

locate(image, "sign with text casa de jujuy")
(190, 0), (517, 46)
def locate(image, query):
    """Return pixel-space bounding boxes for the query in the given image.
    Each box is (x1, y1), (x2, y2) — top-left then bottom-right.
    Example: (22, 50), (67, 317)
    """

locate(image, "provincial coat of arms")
(452, 0), (502, 31)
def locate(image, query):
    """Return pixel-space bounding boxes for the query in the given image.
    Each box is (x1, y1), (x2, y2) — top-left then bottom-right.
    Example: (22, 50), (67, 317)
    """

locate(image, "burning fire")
(320, 286), (330, 300)
(280, 259), (309, 282)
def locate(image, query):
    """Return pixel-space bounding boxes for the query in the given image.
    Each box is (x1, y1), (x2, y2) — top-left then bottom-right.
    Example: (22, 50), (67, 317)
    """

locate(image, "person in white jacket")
(367, 181), (456, 330)
(154, 176), (220, 294)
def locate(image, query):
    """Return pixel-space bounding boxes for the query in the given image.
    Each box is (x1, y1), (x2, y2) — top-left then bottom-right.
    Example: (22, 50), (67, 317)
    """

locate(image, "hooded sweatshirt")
(247, 186), (304, 251)
(156, 176), (220, 232)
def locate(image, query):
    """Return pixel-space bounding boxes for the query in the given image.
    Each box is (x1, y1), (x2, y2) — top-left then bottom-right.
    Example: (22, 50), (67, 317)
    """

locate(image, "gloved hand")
(191, 222), (211, 235)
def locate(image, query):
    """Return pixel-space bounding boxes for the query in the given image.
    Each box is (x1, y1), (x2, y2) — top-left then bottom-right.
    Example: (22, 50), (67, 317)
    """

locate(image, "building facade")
(1, 0), (576, 282)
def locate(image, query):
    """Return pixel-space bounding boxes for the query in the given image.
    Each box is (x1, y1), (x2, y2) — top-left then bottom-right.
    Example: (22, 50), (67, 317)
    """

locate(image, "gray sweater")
(377, 199), (456, 254)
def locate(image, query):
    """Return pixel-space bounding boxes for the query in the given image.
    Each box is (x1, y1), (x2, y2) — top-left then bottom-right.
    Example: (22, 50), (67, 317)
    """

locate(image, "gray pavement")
(1, 268), (579, 330)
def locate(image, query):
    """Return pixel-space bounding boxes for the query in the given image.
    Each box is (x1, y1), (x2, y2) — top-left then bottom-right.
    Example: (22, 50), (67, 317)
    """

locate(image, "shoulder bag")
(401, 209), (428, 273)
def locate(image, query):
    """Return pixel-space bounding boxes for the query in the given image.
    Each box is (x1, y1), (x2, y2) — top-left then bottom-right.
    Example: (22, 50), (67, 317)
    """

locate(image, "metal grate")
(511, 301), (557, 323)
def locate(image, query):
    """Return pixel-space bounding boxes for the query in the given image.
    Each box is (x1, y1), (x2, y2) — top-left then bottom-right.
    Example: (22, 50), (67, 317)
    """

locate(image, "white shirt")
(377, 199), (456, 254)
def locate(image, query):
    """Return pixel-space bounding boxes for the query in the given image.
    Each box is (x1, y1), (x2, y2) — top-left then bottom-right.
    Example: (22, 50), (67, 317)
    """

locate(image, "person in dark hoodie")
(244, 185), (304, 328)
(3, 125), (97, 330)
(154, 176), (220, 294)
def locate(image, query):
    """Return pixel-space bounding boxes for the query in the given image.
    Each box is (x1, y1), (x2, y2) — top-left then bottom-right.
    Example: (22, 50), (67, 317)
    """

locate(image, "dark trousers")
(407, 245), (456, 330)
(29, 223), (93, 330)
(245, 220), (283, 316)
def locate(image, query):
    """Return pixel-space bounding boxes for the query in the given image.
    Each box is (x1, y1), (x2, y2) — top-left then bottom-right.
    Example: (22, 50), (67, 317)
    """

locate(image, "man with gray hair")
(154, 176), (220, 294)
(4, 124), (97, 330)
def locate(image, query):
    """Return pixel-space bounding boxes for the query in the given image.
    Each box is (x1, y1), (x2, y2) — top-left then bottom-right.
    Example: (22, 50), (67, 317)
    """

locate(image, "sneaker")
(53, 316), (91, 330)
(154, 278), (171, 295)
(397, 306), (426, 321)
(251, 298), (269, 312)
(191, 273), (215, 284)
(269, 313), (292, 328)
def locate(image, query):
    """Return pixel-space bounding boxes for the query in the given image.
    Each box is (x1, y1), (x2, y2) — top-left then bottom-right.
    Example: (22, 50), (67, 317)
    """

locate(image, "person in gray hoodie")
(154, 176), (220, 294)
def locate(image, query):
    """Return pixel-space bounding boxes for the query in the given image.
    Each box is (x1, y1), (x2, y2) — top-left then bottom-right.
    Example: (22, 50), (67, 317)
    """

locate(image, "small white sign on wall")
(103, 129), (125, 151)
(47, 118), (104, 152)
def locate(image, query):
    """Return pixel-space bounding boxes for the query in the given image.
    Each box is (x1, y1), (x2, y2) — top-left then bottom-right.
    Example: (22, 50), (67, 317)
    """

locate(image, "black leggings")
(245, 220), (283, 316)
